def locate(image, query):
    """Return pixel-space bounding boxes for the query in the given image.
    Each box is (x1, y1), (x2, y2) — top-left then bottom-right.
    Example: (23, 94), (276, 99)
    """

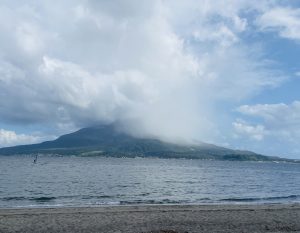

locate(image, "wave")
(2, 194), (300, 208)
(220, 195), (300, 202)
(1, 194), (123, 202)
(2, 197), (27, 201)
(2, 196), (56, 202)
(33, 197), (56, 202)
(119, 199), (183, 205)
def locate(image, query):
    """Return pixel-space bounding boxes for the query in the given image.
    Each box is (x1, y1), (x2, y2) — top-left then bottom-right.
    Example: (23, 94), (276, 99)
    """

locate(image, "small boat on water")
(33, 154), (38, 163)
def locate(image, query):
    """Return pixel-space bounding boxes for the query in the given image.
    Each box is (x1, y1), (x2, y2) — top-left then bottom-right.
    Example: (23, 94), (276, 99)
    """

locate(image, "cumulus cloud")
(0, 129), (45, 147)
(235, 101), (300, 142)
(233, 120), (266, 141)
(257, 7), (300, 40)
(0, 0), (293, 146)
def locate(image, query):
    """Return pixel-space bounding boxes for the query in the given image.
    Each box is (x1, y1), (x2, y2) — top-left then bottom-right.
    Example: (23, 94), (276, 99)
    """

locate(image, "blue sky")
(0, 0), (300, 158)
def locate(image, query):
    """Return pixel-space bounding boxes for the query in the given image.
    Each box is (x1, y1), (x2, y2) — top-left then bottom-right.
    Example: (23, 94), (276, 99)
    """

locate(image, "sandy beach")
(0, 204), (299, 233)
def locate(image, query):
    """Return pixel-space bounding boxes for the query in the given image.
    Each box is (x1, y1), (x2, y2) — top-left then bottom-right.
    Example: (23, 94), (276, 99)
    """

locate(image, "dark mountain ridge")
(0, 125), (295, 162)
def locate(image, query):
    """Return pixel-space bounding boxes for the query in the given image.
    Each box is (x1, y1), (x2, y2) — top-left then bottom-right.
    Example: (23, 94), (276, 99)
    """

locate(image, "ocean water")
(0, 155), (300, 208)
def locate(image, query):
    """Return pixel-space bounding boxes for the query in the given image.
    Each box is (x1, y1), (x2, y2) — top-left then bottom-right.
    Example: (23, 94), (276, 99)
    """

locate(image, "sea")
(0, 155), (300, 208)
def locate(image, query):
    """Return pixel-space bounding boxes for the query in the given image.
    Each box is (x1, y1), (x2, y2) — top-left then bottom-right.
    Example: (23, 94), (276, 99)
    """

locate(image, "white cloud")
(233, 120), (266, 141)
(235, 101), (300, 142)
(193, 24), (239, 48)
(0, 129), (45, 147)
(16, 22), (45, 54)
(257, 7), (300, 40)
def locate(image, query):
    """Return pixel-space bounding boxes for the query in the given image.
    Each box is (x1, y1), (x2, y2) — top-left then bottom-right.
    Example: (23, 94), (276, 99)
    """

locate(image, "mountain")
(0, 125), (292, 161)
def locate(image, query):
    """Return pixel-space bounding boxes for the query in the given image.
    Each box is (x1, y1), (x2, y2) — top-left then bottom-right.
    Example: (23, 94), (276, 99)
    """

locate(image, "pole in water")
(33, 154), (38, 163)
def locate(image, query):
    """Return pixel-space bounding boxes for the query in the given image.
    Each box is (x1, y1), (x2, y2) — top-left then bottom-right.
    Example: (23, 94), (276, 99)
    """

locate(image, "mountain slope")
(0, 125), (283, 161)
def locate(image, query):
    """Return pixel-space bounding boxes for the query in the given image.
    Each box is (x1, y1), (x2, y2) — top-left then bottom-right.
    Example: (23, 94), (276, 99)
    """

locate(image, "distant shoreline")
(1, 154), (300, 164)
(1, 204), (299, 233)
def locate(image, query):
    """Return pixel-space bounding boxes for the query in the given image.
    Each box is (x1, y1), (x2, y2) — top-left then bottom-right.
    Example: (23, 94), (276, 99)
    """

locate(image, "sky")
(0, 0), (300, 159)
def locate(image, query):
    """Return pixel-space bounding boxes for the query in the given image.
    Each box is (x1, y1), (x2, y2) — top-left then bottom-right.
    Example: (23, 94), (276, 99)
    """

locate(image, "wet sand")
(0, 204), (300, 233)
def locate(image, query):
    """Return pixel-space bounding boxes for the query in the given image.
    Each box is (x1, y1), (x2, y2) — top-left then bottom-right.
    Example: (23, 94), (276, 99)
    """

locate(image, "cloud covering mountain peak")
(0, 0), (299, 158)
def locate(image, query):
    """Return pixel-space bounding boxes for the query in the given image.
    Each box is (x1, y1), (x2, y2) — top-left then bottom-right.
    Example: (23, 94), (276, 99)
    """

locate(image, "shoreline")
(1, 204), (300, 233)
(1, 200), (300, 209)
(1, 199), (300, 210)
